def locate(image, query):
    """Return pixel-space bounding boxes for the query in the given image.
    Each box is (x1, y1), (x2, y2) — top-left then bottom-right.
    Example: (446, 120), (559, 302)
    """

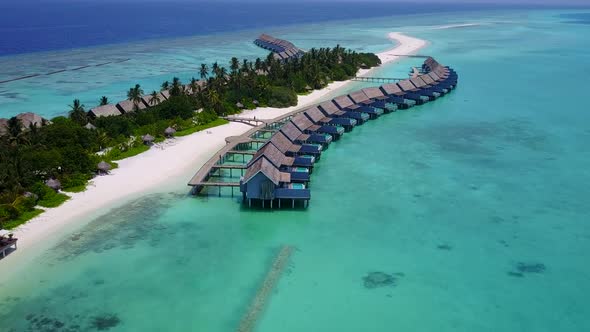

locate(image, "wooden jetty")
(236, 245), (294, 332)
(352, 76), (404, 83)
(223, 116), (268, 127)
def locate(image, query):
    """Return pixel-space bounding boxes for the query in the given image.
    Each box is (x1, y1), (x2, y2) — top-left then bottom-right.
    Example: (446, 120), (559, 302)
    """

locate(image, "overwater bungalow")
(317, 101), (357, 131)
(332, 96), (371, 124)
(270, 131), (322, 159)
(419, 75), (449, 94)
(350, 89), (397, 114)
(249, 142), (311, 183)
(88, 104), (122, 118)
(300, 107), (346, 139)
(379, 83), (420, 107)
(240, 157), (310, 208)
(280, 120), (333, 148)
(397, 79), (432, 102)
(116, 100), (147, 114)
(361, 87), (400, 111)
(346, 91), (385, 118)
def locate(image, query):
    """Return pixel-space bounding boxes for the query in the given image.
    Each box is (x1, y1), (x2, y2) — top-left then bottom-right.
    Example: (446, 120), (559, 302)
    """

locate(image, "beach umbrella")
(45, 178), (61, 191)
(142, 134), (155, 145)
(97, 161), (112, 174)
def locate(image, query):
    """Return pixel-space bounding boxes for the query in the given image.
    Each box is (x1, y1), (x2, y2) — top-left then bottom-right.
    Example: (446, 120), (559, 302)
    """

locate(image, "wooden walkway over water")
(352, 76), (405, 83)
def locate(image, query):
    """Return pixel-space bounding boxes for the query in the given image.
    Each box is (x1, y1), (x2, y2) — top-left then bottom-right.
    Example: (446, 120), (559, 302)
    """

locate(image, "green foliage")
(62, 173), (92, 193)
(38, 192), (70, 208)
(267, 86), (297, 108)
(1, 209), (44, 230)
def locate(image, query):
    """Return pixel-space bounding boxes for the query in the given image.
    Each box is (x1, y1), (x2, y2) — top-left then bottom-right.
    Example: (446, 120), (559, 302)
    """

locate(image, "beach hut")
(88, 104), (122, 118)
(84, 123), (97, 130)
(142, 134), (155, 145)
(97, 161), (112, 175)
(160, 90), (171, 100)
(16, 112), (47, 129)
(45, 178), (61, 191)
(249, 142), (310, 182)
(141, 93), (165, 107)
(164, 127), (177, 138)
(116, 100), (146, 114)
(0, 118), (8, 136)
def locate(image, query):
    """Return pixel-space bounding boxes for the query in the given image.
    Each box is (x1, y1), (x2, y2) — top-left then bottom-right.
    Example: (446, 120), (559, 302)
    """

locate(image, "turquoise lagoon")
(1, 9), (590, 332)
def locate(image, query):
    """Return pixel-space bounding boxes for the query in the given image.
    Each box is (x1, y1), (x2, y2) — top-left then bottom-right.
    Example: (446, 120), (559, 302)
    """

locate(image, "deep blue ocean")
(0, 1), (571, 56)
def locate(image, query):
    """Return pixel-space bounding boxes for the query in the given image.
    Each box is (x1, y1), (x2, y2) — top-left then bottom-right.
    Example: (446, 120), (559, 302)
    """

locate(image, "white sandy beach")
(3, 32), (427, 270)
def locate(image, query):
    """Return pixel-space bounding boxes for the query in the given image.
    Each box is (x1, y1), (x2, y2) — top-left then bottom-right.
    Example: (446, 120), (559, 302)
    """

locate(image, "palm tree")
(189, 77), (199, 96)
(127, 84), (144, 111)
(199, 64), (209, 80)
(69, 99), (87, 125)
(99, 96), (108, 106)
(161, 81), (170, 91)
(170, 77), (183, 96)
(230, 57), (240, 76)
(149, 90), (161, 106)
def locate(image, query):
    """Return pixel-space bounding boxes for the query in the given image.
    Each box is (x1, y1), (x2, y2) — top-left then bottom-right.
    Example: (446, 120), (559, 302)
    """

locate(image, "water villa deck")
(0, 230), (17, 258)
(254, 34), (305, 61)
(188, 57), (458, 209)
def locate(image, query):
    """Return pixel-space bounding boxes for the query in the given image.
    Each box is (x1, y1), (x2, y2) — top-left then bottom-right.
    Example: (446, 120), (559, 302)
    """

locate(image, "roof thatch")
(142, 134), (155, 142)
(270, 131), (297, 154)
(398, 80), (417, 91)
(243, 157), (290, 185)
(89, 104), (122, 118)
(16, 112), (46, 128)
(97, 161), (111, 172)
(45, 178), (61, 190)
(362, 87), (386, 99)
(304, 107), (327, 124)
(141, 93), (165, 107)
(410, 77), (427, 88)
(280, 121), (305, 142)
(160, 90), (171, 100)
(380, 83), (403, 95)
(249, 142), (293, 169)
(164, 127), (176, 136)
(428, 72), (442, 81)
(291, 113), (314, 131)
(318, 101), (340, 115)
(117, 100), (146, 114)
(0, 118), (8, 136)
(332, 95), (354, 109)
(420, 74), (436, 85)
(348, 90), (371, 104)
(84, 123), (97, 130)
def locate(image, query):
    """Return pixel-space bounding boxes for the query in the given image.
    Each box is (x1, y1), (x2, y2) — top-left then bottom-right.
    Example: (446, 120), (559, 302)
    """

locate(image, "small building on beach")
(88, 104), (122, 118)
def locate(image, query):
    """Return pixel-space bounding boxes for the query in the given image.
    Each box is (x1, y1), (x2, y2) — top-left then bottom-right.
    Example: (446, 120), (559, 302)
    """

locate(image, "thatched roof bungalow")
(88, 104), (122, 118)
(141, 93), (165, 107)
(248, 142), (294, 169)
(0, 118), (8, 136)
(45, 178), (61, 191)
(97, 161), (112, 175)
(241, 157), (291, 201)
(117, 100), (146, 114)
(16, 112), (47, 128)
(142, 134), (155, 145)
(164, 127), (176, 137)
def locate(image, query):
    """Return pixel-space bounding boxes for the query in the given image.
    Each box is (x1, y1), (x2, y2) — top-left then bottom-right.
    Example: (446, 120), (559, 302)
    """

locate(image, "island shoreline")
(1, 32), (428, 277)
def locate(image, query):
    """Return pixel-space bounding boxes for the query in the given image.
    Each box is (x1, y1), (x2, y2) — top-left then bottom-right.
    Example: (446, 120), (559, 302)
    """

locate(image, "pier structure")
(188, 57), (458, 209)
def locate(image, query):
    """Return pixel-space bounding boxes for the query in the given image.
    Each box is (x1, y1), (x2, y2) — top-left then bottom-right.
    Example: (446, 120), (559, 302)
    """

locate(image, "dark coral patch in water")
(507, 271), (524, 278)
(91, 314), (121, 330)
(437, 244), (453, 250)
(363, 272), (398, 289)
(516, 262), (546, 274)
